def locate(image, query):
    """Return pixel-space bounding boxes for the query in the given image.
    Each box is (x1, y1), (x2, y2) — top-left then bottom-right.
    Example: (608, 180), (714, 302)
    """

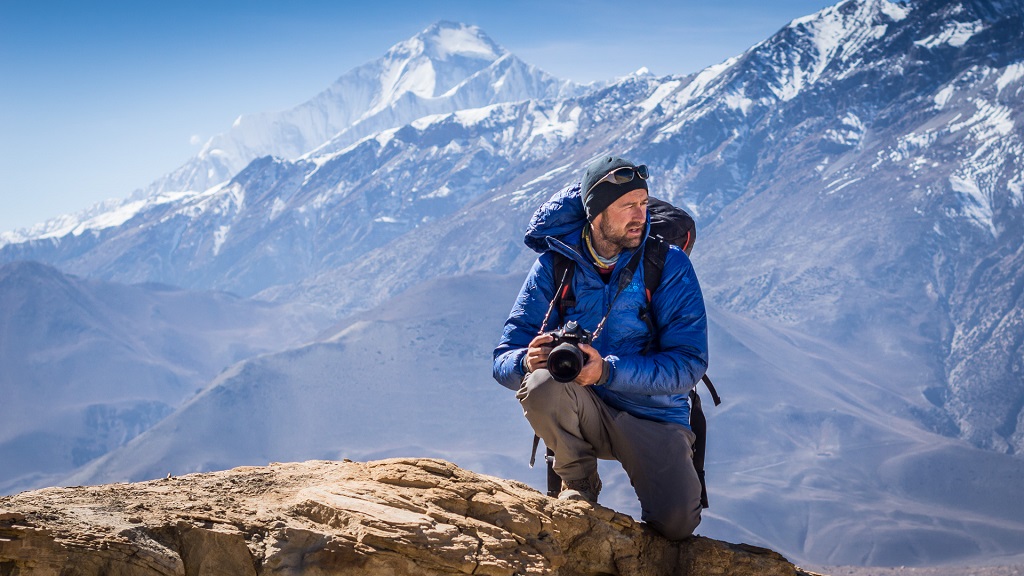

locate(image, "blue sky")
(0, 0), (835, 233)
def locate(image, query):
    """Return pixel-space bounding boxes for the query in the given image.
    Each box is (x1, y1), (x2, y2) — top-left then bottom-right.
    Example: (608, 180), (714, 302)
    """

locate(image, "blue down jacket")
(492, 184), (708, 428)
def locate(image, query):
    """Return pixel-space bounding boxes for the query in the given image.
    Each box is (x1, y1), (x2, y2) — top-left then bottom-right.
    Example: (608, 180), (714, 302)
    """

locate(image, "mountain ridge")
(0, 260), (328, 495)
(0, 21), (579, 246)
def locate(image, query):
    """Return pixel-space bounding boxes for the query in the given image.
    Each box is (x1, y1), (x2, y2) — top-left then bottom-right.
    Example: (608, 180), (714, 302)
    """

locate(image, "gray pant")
(517, 369), (703, 540)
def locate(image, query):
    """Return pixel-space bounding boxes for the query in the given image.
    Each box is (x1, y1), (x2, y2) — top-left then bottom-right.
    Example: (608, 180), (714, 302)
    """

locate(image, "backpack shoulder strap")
(702, 373), (722, 406)
(689, 388), (710, 508)
(642, 236), (669, 301)
(639, 237), (668, 353)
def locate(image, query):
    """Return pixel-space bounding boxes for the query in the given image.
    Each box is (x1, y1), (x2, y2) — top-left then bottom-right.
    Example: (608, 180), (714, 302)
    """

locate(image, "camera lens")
(548, 342), (585, 383)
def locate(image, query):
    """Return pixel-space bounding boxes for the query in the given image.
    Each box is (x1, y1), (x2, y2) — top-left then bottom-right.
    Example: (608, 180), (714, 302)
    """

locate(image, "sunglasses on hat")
(588, 164), (649, 193)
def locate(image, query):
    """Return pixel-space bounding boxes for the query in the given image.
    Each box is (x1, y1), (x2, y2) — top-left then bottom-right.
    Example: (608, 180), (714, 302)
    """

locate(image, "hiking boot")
(558, 470), (602, 503)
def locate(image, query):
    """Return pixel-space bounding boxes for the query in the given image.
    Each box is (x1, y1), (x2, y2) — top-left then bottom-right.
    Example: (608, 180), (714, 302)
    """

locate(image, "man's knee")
(516, 370), (565, 409)
(648, 506), (702, 541)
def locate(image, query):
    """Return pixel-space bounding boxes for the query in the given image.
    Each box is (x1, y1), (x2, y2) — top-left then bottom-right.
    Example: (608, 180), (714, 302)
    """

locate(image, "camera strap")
(538, 268), (572, 334)
(590, 247), (644, 341)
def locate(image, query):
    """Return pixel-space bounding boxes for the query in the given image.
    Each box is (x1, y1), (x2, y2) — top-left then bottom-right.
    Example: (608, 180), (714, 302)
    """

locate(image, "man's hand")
(573, 343), (605, 386)
(523, 333), (554, 372)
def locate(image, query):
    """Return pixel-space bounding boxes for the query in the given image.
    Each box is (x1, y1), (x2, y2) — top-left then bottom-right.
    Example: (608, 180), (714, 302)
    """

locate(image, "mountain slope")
(0, 261), (326, 494)
(61, 272), (531, 484)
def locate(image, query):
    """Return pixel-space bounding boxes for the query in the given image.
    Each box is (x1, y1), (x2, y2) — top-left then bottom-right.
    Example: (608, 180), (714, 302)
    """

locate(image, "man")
(492, 155), (709, 540)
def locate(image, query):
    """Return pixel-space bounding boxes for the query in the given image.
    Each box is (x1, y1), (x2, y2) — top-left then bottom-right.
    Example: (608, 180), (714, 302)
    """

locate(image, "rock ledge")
(0, 458), (821, 575)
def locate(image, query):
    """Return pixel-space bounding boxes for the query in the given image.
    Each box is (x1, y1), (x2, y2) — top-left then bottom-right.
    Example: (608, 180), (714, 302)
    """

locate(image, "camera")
(545, 320), (593, 383)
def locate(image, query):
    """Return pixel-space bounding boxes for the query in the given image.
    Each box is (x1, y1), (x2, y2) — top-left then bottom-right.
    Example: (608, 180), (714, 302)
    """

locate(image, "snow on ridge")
(453, 102), (507, 126)
(528, 102), (581, 141)
(996, 63), (1024, 95)
(504, 161), (574, 206)
(824, 112), (866, 147)
(776, 0), (906, 101)
(934, 84), (956, 109)
(651, 0), (910, 132)
(2, 180), (237, 247)
(411, 112), (454, 131)
(915, 20), (986, 49)
(1009, 173), (1024, 207)
(879, 0), (910, 21)
(304, 124), (401, 169)
(350, 23), (512, 124)
(940, 87), (1019, 235)
(212, 225), (231, 256)
(950, 173), (995, 236)
(1, 190), (202, 246)
(654, 58), (739, 136)
(679, 58), (737, 104)
(398, 59), (438, 100)
(434, 24), (500, 60)
(371, 55), (437, 117)
(788, 0), (907, 28)
(949, 97), (1014, 138)
(305, 101), (522, 170)
(410, 101), (521, 132)
(638, 80), (682, 114)
(375, 22), (504, 104)
(438, 52), (514, 100)
(724, 90), (755, 114)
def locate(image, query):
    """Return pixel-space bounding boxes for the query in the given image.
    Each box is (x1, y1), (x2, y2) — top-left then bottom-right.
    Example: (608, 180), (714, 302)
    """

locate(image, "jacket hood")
(524, 182), (652, 254)
(524, 183), (587, 253)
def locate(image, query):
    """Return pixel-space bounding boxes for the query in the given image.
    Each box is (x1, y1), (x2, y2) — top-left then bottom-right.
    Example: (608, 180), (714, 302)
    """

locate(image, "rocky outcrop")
(0, 458), (819, 575)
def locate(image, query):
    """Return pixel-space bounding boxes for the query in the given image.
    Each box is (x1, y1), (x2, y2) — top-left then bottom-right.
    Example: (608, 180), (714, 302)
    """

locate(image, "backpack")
(537, 196), (721, 508)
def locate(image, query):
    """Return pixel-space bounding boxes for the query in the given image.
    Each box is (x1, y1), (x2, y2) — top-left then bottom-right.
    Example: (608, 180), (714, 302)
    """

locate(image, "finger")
(525, 349), (548, 371)
(578, 343), (601, 360)
(529, 333), (555, 347)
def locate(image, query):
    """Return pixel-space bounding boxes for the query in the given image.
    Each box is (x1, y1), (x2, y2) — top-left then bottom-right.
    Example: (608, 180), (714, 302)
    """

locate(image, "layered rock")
(0, 458), (817, 575)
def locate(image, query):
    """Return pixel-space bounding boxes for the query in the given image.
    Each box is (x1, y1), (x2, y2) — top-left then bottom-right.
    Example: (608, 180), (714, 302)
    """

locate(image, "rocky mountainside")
(0, 458), (815, 576)
(673, 0), (1024, 454)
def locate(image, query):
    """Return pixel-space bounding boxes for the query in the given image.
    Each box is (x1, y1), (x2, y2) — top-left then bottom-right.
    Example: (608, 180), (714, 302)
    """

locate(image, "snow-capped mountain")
(0, 261), (327, 495)
(0, 21), (579, 246)
(0, 98), (587, 295)
(677, 0), (1024, 455)
(2, 0), (1024, 568)
(149, 20), (579, 197)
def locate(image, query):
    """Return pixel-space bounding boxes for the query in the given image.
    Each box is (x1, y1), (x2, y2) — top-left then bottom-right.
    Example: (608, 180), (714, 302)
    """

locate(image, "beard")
(595, 217), (645, 252)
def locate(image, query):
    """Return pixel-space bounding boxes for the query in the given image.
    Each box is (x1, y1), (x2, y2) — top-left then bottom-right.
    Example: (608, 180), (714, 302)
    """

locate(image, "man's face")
(592, 188), (648, 254)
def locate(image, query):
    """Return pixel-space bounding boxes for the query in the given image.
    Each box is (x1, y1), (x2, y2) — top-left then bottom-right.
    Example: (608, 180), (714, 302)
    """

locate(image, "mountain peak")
(373, 22), (507, 102)
(392, 20), (505, 64)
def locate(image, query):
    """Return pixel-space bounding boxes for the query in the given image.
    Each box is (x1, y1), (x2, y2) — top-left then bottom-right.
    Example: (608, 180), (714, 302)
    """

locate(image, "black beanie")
(581, 156), (648, 221)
